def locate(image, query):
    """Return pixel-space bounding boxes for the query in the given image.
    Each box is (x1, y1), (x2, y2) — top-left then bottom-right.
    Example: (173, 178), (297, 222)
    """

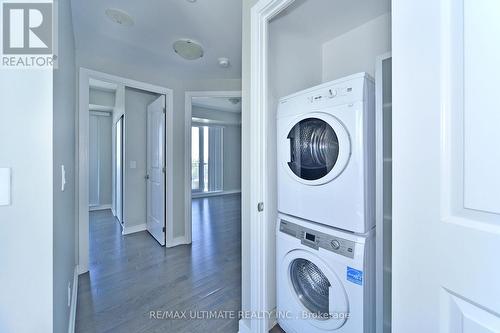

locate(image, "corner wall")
(53, 0), (77, 332)
(322, 13), (391, 81)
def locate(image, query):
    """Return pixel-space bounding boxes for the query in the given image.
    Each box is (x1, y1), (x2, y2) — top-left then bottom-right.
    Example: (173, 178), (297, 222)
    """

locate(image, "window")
(191, 126), (223, 193)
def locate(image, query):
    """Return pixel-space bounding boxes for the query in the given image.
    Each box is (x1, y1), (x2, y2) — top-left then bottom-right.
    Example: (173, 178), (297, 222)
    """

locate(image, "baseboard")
(68, 266), (79, 333)
(238, 319), (251, 333)
(122, 223), (147, 235)
(89, 204), (112, 211)
(77, 264), (88, 275)
(166, 235), (190, 248)
(192, 189), (241, 198)
(111, 207), (116, 216)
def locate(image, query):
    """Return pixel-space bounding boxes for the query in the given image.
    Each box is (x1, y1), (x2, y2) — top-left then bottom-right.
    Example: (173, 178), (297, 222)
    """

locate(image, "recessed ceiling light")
(218, 57), (230, 68)
(173, 40), (204, 60)
(105, 8), (134, 27)
(186, 0), (197, 2)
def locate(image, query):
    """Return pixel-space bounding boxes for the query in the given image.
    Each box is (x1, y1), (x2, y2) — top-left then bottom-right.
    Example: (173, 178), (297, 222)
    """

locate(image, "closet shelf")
(89, 104), (114, 112)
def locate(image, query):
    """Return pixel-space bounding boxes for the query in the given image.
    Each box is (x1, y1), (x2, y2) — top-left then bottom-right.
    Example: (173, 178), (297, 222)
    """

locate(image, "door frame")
(78, 68), (173, 274)
(244, 0), (308, 332)
(184, 90), (241, 244)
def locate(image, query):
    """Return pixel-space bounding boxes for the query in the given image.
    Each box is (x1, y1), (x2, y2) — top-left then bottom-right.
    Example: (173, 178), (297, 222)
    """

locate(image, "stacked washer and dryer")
(276, 73), (376, 333)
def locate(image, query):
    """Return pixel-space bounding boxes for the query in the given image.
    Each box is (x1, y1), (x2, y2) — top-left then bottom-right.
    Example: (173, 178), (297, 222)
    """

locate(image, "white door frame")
(184, 90), (241, 244)
(245, 1), (295, 332)
(78, 68), (174, 274)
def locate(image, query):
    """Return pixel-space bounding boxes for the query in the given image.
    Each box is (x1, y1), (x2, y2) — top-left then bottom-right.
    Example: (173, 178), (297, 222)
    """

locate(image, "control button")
(328, 89), (337, 98)
(330, 240), (341, 250)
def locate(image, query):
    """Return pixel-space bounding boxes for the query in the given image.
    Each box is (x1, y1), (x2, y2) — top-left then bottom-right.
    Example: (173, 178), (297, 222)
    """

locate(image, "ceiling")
(192, 96), (241, 113)
(270, 0), (390, 44)
(71, 0), (242, 80)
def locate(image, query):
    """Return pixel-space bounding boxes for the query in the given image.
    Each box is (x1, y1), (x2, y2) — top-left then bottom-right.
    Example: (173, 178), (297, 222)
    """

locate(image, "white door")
(146, 95), (166, 245)
(393, 0), (500, 332)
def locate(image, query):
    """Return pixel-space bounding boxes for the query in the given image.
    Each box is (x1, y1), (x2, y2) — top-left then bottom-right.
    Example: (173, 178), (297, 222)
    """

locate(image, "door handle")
(257, 202), (264, 212)
(145, 174), (150, 180)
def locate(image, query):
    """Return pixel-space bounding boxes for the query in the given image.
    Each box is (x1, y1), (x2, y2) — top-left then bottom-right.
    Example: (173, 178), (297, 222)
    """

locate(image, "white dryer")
(277, 73), (375, 234)
(276, 214), (375, 333)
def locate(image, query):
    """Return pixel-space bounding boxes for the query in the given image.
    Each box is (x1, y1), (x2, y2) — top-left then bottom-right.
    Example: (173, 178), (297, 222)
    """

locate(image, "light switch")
(61, 165), (66, 192)
(0, 168), (11, 206)
(129, 161), (137, 169)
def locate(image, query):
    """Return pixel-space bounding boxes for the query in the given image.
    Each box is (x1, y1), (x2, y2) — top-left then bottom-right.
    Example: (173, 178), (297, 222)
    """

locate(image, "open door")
(393, 0), (500, 332)
(146, 95), (166, 245)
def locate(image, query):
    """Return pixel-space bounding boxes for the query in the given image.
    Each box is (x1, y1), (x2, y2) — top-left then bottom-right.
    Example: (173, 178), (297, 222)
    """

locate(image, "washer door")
(283, 112), (350, 185)
(283, 250), (349, 330)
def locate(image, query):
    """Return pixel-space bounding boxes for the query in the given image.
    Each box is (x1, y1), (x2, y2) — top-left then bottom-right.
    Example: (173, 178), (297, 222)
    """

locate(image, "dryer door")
(283, 249), (349, 330)
(283, 112), (350, 185)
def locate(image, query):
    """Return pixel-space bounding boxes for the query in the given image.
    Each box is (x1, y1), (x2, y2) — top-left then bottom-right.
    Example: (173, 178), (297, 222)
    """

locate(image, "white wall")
(192, 106), (242, 192)
(269, 12), (323, 99)
(89, 88), (115, 107)
(322, 13), (391, 81)
(53, 0), (77, 332)
(0, 0), (77, 331)
(0, 72), (53, 333)
(123, 87), (160, 228)
(76, 55), (241, 239)
(222, 125), (242, 191)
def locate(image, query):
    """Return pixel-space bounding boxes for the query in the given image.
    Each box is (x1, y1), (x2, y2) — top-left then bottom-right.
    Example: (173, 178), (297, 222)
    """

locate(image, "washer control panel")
(308, 86), (353, 104)
(279, 219), (355, 258)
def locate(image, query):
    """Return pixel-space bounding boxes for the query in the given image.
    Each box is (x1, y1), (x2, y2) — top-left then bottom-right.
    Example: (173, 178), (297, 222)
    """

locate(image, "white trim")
(238, 319), (252, 333)
(192, 117), (242, 126)
(375, 51), (392, 333)
(78, 67), (173, 274)
(166, 235), (190, 248)
(192, 189), (241, 198)
(68, 266), (78, 333)
(88, 104), (114, 112)
(89, 204), (112, 211)
(122, 223), (147, 235)
(248, 1), (295, 332)
(184, 90), (242, 245)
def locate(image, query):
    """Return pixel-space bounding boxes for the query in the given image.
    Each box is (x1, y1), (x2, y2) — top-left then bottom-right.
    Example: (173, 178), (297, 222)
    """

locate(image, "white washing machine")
(276, 214), (375, 333)
(277, 73), (375, 234)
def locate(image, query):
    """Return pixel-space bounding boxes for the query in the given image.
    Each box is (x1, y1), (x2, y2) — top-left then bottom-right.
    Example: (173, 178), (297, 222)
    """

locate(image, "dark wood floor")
(76, 194), (241, 333)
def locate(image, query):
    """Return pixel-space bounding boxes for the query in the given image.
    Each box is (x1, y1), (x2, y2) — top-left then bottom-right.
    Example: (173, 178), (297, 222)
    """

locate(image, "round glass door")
(287, 118), (340, 181)
(290, 258), (331, 318)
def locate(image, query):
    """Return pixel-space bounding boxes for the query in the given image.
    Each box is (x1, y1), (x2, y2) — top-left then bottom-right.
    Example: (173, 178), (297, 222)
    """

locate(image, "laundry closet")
(265, 1), (392, 332)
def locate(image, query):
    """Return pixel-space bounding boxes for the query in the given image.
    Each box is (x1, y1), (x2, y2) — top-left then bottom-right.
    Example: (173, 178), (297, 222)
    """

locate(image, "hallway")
(76, 194), (241, 333)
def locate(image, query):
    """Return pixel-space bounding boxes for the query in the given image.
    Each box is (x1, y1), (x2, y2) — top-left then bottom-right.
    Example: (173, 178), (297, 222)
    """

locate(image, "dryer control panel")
(279, 220), (355, 258)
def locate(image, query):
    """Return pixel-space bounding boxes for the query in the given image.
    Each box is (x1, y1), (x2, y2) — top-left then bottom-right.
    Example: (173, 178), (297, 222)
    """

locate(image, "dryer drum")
(290, 258), (331, 317)
(288, 118), (339, 181)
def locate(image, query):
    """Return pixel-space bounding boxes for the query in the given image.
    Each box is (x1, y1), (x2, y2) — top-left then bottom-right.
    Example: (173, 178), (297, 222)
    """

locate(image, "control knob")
(330, 239), (341, 250)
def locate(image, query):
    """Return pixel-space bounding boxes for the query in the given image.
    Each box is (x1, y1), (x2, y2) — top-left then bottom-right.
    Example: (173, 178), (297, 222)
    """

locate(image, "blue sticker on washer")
(347, 267), (363, 285)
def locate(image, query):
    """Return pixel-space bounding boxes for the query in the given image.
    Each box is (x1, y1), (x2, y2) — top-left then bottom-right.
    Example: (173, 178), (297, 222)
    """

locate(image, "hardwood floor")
(76, 194), (241, 333)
